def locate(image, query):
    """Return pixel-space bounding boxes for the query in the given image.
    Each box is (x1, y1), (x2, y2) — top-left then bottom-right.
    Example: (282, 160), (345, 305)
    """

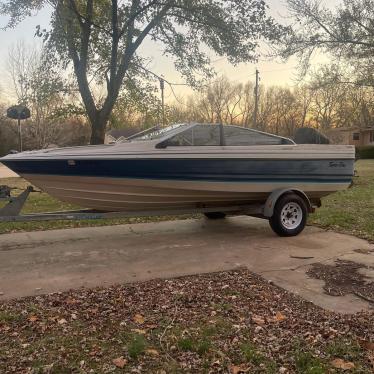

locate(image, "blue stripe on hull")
(2, 158), (354, 183)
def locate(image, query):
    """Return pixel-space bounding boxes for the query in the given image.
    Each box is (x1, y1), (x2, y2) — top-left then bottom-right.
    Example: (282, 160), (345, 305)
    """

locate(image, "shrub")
(0, 121), (18, 156)
(294, 127), (330, 144)
(356, 146), (374, 159)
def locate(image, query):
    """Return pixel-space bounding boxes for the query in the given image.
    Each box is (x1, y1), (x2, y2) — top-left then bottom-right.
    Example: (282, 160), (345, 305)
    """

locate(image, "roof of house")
(327, 126), (374, 133)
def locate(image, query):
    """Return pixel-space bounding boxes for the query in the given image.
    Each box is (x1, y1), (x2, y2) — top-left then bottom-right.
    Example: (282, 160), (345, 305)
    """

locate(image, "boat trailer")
(0, 184), (266, 223)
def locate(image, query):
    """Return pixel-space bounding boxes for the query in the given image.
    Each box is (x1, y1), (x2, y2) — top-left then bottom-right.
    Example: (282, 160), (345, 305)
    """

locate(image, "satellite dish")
(6, 105), (31, 152)
(7, 105), (31, 120)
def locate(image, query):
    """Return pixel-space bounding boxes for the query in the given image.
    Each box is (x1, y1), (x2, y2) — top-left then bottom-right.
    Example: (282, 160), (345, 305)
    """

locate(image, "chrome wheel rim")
(280, 202), (303, 230)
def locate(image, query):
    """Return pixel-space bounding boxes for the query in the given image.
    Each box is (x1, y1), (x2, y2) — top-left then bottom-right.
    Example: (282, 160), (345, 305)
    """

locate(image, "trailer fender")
(263, 189), (313, 218)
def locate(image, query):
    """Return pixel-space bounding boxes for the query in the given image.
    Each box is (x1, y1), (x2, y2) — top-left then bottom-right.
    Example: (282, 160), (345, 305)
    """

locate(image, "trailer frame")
(0, 184), (316, 237)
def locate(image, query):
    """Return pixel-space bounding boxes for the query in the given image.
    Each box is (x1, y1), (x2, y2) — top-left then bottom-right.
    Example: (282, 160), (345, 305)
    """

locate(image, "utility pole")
(159, 77), (165, 128)
(253, 68), (260, 129)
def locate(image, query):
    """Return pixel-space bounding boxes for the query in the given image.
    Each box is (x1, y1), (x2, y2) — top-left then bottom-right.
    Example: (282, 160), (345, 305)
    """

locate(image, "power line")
(168, 83), (189, 107)
(136, 63), (254, 91)
(260, 66), (295, 74)
(135, 64), (190, 87)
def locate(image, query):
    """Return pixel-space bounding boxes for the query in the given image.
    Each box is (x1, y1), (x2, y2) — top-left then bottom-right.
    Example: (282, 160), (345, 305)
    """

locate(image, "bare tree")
(7, 42), (75, 149)
(238, 82), (255, 127)
(279, 0), (374, 86)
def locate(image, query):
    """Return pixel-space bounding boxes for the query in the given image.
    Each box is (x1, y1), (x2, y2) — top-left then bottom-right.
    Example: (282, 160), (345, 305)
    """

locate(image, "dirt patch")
(307, 260), (374, 303)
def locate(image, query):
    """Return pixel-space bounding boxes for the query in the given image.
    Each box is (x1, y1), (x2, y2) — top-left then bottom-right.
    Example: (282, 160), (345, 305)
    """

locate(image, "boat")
(1, 123), (355, 236)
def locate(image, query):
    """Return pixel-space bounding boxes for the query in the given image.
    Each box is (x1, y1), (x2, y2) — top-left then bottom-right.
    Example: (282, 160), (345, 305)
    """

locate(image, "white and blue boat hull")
(2, 149), (355, 211)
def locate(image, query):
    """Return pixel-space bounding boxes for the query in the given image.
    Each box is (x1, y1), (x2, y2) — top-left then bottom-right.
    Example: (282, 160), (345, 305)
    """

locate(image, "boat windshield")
(156, 124), (295, 147)
(130, 124), (188, 141)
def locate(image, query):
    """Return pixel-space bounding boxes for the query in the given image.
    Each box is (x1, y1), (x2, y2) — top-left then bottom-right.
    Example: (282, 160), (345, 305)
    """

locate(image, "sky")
(0, 0), (341, 102)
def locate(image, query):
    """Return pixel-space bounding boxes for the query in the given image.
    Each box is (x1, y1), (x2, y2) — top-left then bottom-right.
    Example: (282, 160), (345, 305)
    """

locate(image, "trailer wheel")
(269, 193), (308, 237)
(204, 212), (227, 220)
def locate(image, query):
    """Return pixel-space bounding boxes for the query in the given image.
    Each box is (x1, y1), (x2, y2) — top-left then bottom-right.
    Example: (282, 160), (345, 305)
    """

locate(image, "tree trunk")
(89, 112), (107, 145)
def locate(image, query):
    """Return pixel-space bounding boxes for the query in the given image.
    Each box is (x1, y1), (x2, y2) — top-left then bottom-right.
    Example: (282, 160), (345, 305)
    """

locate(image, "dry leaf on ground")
(131, 328), (146, 335)
(146, 348), (159, 356)
(133, 313), (145, 324)
(359, 339), (374, 351)
(112, 357), (127, 368)
(229, 364), (249, 374)
(275, 311), (287, 322)
(252, 315), (265, 325)
(331, 358), (355, 370)
(230, 366), (241, 374)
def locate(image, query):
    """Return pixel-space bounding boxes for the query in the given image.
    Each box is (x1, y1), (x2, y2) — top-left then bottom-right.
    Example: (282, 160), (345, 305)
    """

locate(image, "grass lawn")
(1, 159), (373, 239)
(310, 159), (374, 242)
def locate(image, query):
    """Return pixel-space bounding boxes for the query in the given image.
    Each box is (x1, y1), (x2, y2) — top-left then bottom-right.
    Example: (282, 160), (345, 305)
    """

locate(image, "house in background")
(325, 126), (374, 146)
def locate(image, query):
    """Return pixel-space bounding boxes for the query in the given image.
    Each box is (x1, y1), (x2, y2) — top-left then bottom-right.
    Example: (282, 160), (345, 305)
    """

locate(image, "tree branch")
(131, 4), (171, 52)
(101, 3), (172, 120)
(119, 0), (160, 38)
(109, 0), (119, 88)
(67, 0), (112, 36)
(57, 1), (96, 117)
(80, 0), (93, 70)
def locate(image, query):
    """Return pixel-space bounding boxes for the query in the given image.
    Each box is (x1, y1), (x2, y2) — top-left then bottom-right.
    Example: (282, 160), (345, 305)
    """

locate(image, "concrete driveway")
(0, 163), (18, 178)
(1, 217), (373, 313)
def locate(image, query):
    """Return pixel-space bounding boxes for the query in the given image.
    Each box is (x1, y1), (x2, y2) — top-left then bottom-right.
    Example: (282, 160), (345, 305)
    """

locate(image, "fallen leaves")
(146, 348), (159, 356)
(251, 315), (265, 325)
(229, 364), (249, 373)
(307, 260), (374, 300)
(252, 311), (286, 325)
(28, 315), (38, 322)
(230, 365), (241, 374)
(330, 358), (355, 370)
(359, 339), (374, 351)
(274, 311), (287, 322)
(112, 357), (127, 368)
(65, 297), (79, 305)
(133, 314), (145, 325)
(358, 340), (374, 371)
(369, 354), (374, 371)
(0, 269), (373, 373)
(131, 328), (146, 335)
(146, 323), (158, 330)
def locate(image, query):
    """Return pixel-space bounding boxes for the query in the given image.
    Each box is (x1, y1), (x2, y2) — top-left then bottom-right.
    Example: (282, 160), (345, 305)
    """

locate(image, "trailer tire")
(269, 193), (308, 237)
(204, 212), (227, 220)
